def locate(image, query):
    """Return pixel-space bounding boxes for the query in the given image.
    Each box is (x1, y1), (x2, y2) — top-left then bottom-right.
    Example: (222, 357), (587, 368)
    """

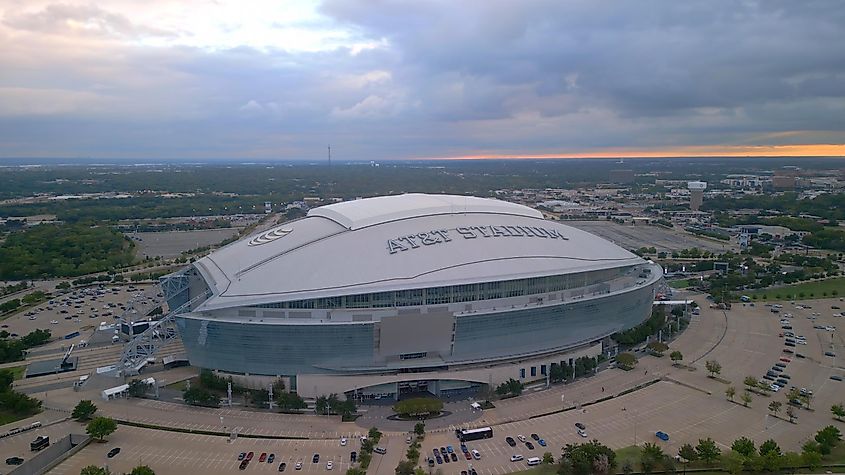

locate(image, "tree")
(276, 391), (307, 411)
(72, 400), (97, 421)
(801, 443), (822, 470)
(731, 437), (756, 457)
(542, 451), (554, 464)
(743, 376), (759, 390)
(80, 466), (111, 475)
(768, 400), (782, 417)
(395, 460), (415, 475)
(413, 422), (425, 436)
(705, 360), (721, 377)
(183, 387), (219, 408)
(130, 466), (155, 475)
(615, 352), (637, 370)
(759, 439), (781, 456)
(725, 386), (736, 401)
(814, 425), (842, 454)
(640, 442), (664, 474)
(86, 416), (117, 442)
(346, 468), (367, 475)
(832, 403), (845, 421)
(646, 341), (668, 356)
(669, 351), (683, 365)
(741, 391), (752, 407)
(560, 441), (617, 475)
(368, 427), (382, 444)
(0, 368), (14, 392)
(695, 438), (721, 466)
(786, 405), (796, 423)
(495, 378), (524, 396)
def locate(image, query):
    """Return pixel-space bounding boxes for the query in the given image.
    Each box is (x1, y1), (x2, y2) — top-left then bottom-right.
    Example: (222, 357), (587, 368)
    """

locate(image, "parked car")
(656, 431), (670, 441)
(575, 422), (586, 430)
(238, 453), (246, 461)
(525, 442), (534, 450)
(239, 460), (249, 470)
(260, 453), (267, 463)
(530, 433), (539, 441)
(278, 462), (287, 472)
(510, 455), (524, 462)
(450, 452), (458, 462)
(268, 454), (275, 463)
(5, 457), (24, 466)
(506, 437), (517, 447)
(471, 449), (481, 460)
(312, 454), (320, 463)
(350, 452), (357, 463)
(107, 448), (121, 458)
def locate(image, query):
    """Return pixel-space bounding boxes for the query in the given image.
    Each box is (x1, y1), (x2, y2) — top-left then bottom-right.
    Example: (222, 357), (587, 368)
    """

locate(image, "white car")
(577, 428), (588, 438)
(50, 320), (59, 324)
(517, 435), (527, 442)
(510, 455), (524, 462)
(340, 437), (347, 446)
(472, 449), (481, 460)
(770, 384), (781, 392)
(326, 461), (333, 470)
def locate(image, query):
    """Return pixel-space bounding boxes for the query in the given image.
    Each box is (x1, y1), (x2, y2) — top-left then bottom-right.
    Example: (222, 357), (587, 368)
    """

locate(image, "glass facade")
(251, 267), (628, 310)
(177, 278), (656, 376)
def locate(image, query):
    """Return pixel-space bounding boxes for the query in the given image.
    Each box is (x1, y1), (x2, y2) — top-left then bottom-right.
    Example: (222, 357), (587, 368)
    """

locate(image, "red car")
(246, 452), (254, 461)
(464, 451), (472, 460)
(259, 453), (268, 463)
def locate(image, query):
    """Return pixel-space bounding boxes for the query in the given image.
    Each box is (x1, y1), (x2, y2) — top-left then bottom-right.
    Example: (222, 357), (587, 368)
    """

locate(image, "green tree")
(346, 468), (367, 475)
(542, 452), (554, 464)
(768, 400), (782, 417)
(759, 439), (781, 456)
(560, 441), (617, 475)
(85, 416), (117, 442)
(615, 352), (637, 370)
(645, 341), (668, 356)
(413, 422), (425, 436)
(743, 376), (759, 390)
(395, 460), (415, 475)
(832, 403), (845, 421)
(275, 391), (307, 411)
(705, 360), (721, 377)
(0, 368), (13, 392)
(725, 386), (736, 401)
(640, 442), (664, 474)
(129, 466), (155, 475)
(669, 350), (683, 365)
(80, 466), (111, 475)
(741, 391), (752, 407)
(368, 427), (382, 444)
(72, 400), (97, 421)
(182, 387), (219, 408)
(695, 438), (721, 466)
(127, 380), (148, 398)
(801, 444), (822, 470)
(814, 425), (842, 454)
(731, 437), (755, 457)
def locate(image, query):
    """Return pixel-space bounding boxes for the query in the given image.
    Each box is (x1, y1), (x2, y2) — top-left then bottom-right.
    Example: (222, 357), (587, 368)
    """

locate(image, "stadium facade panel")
(163, 194), (662, 399)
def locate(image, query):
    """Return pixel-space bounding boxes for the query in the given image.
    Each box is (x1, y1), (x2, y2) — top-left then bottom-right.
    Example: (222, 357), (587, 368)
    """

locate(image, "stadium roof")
(193, 194), (643, 311)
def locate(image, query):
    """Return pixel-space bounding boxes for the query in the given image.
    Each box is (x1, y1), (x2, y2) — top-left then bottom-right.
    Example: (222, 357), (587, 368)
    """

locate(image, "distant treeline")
(705, 193), (845, 222)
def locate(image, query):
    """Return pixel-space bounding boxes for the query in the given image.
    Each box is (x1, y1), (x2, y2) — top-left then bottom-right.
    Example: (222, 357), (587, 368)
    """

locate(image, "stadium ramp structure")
(116, 290), (210, 377)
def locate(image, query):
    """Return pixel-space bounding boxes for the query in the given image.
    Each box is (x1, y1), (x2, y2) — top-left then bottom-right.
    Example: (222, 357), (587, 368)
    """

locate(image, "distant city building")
(687, 181), (707, 211)
(771, 175), (797, 190)
(609, 169), (635, 184)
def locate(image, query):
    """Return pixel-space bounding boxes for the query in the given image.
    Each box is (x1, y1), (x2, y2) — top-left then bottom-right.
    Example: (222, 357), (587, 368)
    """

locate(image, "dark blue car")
(656, 431), (670, 441)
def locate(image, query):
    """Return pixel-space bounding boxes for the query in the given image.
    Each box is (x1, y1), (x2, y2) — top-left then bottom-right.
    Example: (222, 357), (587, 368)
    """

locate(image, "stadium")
(161, 194), (662, 400)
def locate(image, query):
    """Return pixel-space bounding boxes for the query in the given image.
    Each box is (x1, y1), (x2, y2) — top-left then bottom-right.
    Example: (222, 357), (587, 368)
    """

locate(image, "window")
(530, 366), (536, 377)
(540, 364), (547, 375)
(520, 368), (525, 379)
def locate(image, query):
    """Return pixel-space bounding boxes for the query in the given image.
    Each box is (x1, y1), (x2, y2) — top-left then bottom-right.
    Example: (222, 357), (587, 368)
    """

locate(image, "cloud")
(0, 0), (843, 159)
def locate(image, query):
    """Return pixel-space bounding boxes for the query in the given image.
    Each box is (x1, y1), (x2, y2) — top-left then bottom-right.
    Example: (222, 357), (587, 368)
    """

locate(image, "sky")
(1, 0), (844, 161)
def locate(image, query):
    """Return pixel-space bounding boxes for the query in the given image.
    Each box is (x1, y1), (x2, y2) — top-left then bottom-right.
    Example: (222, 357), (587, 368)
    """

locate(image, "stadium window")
(530, 366), (536, 377)
(540, 364), (547, 375)
(520, 368), (525, 379)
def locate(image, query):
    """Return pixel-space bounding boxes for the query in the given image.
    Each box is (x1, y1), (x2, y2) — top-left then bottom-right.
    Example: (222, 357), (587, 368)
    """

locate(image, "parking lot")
(567, 221), (733, 253)
(45, 425), (397, 475)
(130, 228), (240, 259)
(0, 294), (840, 475)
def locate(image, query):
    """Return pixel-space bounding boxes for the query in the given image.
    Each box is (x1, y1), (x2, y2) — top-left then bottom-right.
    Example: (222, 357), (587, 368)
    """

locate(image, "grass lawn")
(614, 445), (641, 468)
(668, 279), (691, 289)
(746, 277), (845, 300)
(0, 408), (40, 426)
(6, 365), (26, 380)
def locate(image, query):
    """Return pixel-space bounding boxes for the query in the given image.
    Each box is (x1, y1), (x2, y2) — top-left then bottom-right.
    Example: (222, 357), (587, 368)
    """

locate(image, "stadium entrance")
(398, 380), (434, 400)
(348, 379), (485, 402)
